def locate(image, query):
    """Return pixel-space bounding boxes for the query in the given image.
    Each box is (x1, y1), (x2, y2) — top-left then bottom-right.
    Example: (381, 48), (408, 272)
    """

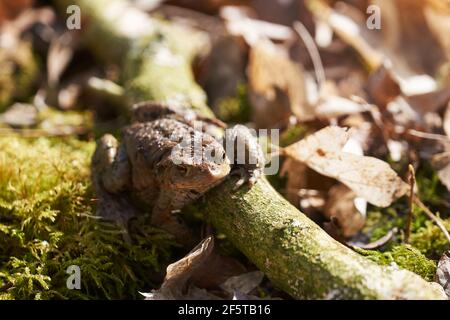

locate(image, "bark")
(58, 0), (447, 299)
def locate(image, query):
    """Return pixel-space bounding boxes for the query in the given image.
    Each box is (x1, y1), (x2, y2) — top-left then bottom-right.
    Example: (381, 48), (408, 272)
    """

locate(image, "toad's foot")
(224, 124), (265, 190)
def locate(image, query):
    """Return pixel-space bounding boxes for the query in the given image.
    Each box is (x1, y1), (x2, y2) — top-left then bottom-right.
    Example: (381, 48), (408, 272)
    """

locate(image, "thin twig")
(293, 21), (326, 93)
(351, 228), (397, 250)
(407, 129), (450, 142)
(413, 196), (450, 245)
(405, 165), (415, 244)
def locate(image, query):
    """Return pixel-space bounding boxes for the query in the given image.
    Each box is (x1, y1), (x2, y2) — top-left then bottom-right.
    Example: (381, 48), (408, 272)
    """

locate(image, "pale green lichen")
(123, 28), (212, 118)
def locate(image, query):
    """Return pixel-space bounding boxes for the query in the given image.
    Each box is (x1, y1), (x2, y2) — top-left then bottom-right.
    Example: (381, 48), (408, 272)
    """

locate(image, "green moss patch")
(0, 136), (176, 299)
(355, 244), (437, 281)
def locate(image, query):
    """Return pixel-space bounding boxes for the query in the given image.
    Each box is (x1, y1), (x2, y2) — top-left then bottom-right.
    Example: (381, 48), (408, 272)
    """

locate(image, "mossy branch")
(60, 0), (446, 299)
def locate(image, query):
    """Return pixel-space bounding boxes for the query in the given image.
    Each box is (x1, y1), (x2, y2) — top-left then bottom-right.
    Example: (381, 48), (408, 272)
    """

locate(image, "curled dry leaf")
(435, 251), (450, 298)
(282, 126), (408, 207)
(350, 228), (397, 250)
(324, 184), (366, 238)
(191, 252), (247, 289)
(144, 236), (215, 300)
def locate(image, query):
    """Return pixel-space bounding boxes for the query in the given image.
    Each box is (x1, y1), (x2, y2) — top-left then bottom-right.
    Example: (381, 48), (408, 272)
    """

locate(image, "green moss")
(123, 29), (213, 118)
(0, 137), (176, 299)
(279, 125), (309, 147)
(363, 164), (450, 260)
(355, 244), (437, 281)
(0, 41), (39, 111)
(411, 219), (450, 259)
(216, 84), (251, 124)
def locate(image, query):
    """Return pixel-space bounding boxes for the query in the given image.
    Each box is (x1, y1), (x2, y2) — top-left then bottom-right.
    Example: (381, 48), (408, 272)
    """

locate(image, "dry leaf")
(431, 151), (450, 192)
(0, 0), (33, 23)
(221, 6), (294, 45)
(367, 64), (401, 107)
(47, 31), (76, 88)
(283, 126), (408, 207)
(444, 102), (450, 137)
(144, 236), (215, 300)
(0, 102), (38, 127)
(315, 95), (369, 118)
(191, 252), (247, 289)
(220, 271), (264, 295)
(281, 158), (334, 214)
(405, 87), (450, 116)
(350, 228), (397, 250)
(323, 184), (366, 237)
(309, 1), (383, 71)
(247, 39), (313, 129)
(435, 251), (450, 298)
(202, 35), (247, 112)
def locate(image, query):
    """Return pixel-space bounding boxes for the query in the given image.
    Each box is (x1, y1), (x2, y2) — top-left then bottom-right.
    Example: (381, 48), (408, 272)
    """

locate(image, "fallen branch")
(59, 0), (446, 299)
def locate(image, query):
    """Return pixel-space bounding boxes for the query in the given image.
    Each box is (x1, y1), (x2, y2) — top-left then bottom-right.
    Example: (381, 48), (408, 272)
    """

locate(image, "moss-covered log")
(58, 0), (447, 299)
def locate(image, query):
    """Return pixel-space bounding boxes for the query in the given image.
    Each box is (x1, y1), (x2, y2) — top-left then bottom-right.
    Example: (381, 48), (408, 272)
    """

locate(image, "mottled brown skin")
(92, 101), (264, 244)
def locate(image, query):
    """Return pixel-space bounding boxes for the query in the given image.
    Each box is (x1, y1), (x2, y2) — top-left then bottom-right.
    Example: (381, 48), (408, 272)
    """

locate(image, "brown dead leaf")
(424, 0), (450, 62)
(309, 1), (383, 72)
(220, 271), (264, 295)
(431, 151), (450, 192)
(0, 0), (33, 23)
(166, 0), (250, 15)
(324, 184), (366, 237)
(282, 126), (408, 207)
(47, 31), (77, 88)
(191, 252), (247, 289)
(373, 0), (446, 75)
(435, 251), (450, 298)
(221, 6), (294, 45)
(247, 39), (313, 129)
(202, 35), (247, 112)
(367, 64), (401, 107)
(281, 158), (334, 214)
(405, 87), (450, 116)
(144, 236), (215, 300)
(315, 95), (369, 118)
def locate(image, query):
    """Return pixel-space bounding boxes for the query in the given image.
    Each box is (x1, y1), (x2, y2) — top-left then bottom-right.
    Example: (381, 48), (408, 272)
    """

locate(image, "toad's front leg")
(92, 134), (137, 227)
(224, 124), (265, 189)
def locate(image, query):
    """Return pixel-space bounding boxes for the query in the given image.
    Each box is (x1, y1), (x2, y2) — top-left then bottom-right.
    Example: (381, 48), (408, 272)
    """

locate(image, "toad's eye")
(178, 166), (188, 174)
